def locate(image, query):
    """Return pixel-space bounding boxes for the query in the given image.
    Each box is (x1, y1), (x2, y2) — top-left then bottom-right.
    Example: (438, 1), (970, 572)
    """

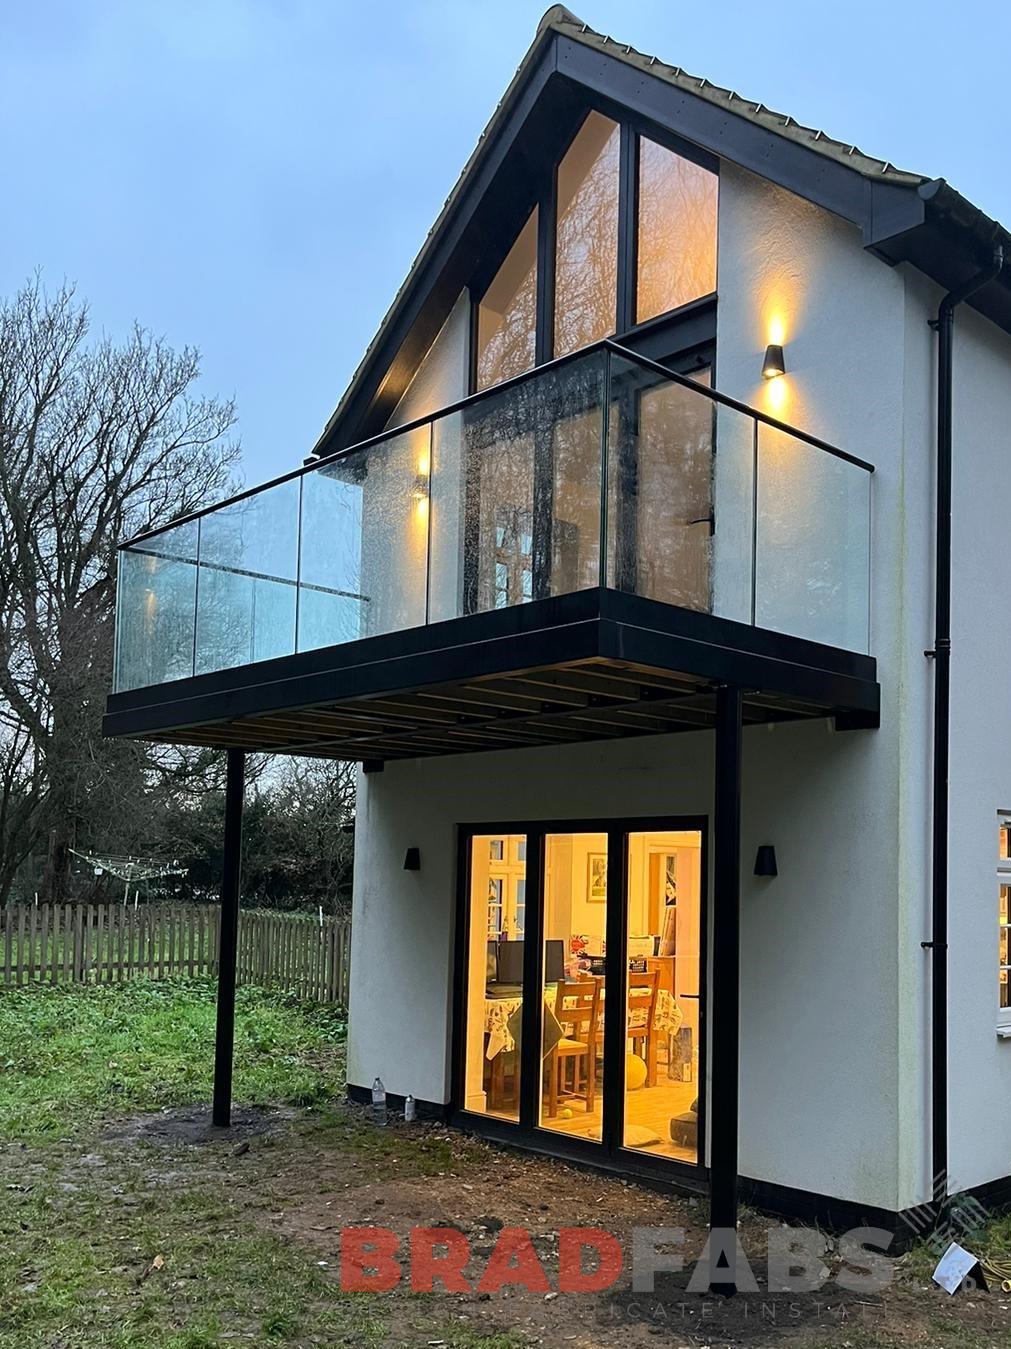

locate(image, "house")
(104, 6), (1011, 1260)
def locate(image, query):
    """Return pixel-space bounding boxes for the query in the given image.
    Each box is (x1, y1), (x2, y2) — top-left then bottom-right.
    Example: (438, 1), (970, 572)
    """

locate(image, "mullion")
(535, 180), (557, 366)
(616, 122), (638, 334)
(518, 829), (545, 1130)
(601, 827), (629, 1152)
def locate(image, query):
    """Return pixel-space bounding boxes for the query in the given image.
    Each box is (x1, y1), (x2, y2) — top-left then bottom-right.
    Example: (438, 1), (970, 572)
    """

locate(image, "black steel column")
(213, 748), (245, 1128)
(710, 684), (743, 1294)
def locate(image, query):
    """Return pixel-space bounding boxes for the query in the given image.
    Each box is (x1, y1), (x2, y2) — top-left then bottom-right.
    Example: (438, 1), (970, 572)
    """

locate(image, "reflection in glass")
(298, 464), (365, 651)
(606, 355), (718, 611)
(539, 833), (607, 1141)
(194, 480), (300, 675)
(477, 209), (538, 391)
(623, 830), (702, 1163)
(464, 835), (529, 1121)
(453, 352), (605, 616)
(637, 138), (718, 323)
(114, 520), (199, 690)
(554, 112), (620, 357)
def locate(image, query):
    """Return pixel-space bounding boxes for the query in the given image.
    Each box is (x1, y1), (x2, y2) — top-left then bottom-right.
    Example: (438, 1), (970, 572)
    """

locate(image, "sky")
(2, 0), (1010, 485)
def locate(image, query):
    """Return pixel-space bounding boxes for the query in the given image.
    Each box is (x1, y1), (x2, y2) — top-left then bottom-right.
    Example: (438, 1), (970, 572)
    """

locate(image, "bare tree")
(0, 275), (239, 903)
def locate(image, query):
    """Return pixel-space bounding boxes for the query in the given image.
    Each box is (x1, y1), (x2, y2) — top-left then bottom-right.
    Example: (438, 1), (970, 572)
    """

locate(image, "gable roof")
(314, 5), (1011, 457)
(546, 7), (926, 188)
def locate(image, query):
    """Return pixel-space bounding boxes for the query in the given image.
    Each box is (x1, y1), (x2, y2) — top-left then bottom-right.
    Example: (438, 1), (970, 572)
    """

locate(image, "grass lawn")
(1, 978), (1011, 1348)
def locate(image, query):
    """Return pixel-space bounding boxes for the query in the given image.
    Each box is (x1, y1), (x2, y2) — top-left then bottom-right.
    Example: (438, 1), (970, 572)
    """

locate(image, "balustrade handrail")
(118, 339), (873, 553)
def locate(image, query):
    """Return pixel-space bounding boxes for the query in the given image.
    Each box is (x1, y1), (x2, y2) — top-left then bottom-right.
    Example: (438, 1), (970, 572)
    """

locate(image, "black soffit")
(104, 592), (880, 763)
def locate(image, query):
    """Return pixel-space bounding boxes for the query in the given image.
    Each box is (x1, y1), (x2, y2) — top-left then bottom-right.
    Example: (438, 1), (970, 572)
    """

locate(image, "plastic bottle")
(404, 1094), (416, 1123)
(371, 1076), (387, 1126)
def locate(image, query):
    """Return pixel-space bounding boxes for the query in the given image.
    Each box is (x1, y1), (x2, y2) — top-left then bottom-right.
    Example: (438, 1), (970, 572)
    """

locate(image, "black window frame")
(470, 98), (720, 396)
(450, 813), (711, 1189)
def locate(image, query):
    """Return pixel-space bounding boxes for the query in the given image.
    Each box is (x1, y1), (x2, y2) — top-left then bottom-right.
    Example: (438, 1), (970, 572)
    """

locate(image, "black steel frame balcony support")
(212, 748), (245, 1129)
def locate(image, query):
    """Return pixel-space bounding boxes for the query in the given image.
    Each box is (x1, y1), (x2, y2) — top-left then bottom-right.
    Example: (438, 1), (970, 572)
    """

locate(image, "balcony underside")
(103, 590), (879, 762)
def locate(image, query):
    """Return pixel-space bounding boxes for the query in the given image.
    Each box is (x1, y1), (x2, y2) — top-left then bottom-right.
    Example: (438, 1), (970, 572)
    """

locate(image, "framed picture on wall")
(587, 852), (607, 902)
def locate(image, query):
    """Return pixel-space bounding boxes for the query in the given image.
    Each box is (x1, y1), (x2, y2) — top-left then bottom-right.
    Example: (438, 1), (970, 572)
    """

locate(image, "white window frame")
(486, 836), (527, 941)
(998, 814), (1011, 1034)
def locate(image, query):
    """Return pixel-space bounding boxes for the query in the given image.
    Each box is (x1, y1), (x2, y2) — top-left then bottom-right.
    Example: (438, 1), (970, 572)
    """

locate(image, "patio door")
(457, 818), (706, 1176)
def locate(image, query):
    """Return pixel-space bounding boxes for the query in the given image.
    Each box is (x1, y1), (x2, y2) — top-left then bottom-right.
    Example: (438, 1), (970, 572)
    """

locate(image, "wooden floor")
(479, 1076), (700, 1165)
(540, 1077), (699, 1163)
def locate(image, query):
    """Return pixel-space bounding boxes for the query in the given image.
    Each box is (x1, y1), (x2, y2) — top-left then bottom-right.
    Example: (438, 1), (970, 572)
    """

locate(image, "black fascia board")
(103, 590), (878, 743)
(553, 35), (917, 237)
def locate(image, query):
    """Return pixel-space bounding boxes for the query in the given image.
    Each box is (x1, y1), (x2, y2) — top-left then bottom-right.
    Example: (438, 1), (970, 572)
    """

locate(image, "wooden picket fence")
(0, 903), (351, 1006)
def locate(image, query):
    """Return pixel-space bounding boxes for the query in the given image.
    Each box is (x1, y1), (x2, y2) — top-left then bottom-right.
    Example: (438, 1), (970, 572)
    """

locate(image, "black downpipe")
(928, 246), (1004, 1208)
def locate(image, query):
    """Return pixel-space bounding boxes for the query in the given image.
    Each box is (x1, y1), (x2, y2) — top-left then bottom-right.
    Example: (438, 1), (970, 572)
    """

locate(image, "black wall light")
(754, 845), (778, 877)
(403, 847), (421, 872)
(762, 343), (786, 379)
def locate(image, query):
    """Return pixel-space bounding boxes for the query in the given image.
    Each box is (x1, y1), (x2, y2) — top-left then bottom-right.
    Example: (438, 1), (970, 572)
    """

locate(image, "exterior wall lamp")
(754, 845), (778, 877)
(762, 344), (786, 379)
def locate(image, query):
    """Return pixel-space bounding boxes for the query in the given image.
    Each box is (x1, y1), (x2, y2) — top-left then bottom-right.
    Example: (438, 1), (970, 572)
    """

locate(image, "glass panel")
(298, 461), (366, 651)
(193, 479), (299, 675)
(710, 401), (756, 625)
(546, 358), (605, 596)
(540, 834), (607, 1141)
(476, 209), (538, 391)
(624, 830), (703, 1163)
(607, 354), (728, 612)
(755, 425), (871, 650)
(636, 137), (718, 323)
(298, 428), (429, 647)
(434, 352), (604, 619)
(114, 519), (199, 691)
(554, 112), (620, 358)
(1000, 820), (1011, 863)
(464, 834), (528, 1121)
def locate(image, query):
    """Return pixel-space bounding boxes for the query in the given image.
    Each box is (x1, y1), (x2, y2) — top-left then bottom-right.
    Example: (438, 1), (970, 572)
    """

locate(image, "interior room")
(462, 826), (703, 1165)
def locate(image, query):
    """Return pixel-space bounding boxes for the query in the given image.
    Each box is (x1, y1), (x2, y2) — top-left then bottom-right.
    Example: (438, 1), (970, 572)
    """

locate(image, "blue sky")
(2, 0), (1009, 483)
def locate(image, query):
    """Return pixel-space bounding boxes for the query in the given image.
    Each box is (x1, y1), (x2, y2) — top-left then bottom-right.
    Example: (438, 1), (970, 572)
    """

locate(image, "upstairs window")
(470, 111), (719, 392)
(636, 136), (718, 323)
(554, 111), (620, 358)
(476, 207), (538, 391)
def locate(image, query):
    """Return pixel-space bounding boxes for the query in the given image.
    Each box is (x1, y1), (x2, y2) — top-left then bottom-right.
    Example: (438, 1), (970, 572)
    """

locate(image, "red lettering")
(558, 1227), (623, 1292)
(477, 1227), (551, 1294)
(410, 1226), (472, 1293)
(340, 1226), (401, 1291)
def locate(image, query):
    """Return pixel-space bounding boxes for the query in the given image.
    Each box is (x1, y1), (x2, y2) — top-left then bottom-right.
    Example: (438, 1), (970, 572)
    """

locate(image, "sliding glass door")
(622, 830), (703, 1164)
(458, 818), (706, 1174)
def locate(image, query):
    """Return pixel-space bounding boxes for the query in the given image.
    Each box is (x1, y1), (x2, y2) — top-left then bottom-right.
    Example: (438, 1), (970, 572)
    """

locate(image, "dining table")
(484, 982), (683, 1066)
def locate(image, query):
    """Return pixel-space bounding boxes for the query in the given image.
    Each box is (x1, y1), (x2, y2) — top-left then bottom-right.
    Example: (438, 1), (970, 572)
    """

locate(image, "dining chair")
(627, 968), (660, 1087)
(544, 978), (601, 1118)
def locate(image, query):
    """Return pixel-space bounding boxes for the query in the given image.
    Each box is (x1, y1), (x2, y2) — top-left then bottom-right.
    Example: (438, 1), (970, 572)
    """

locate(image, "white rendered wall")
(386, 291), (471, 428)
(347, 164), (940, 1212)
(946, 305), (1011, 1194)
(717, 165), (934, 1208)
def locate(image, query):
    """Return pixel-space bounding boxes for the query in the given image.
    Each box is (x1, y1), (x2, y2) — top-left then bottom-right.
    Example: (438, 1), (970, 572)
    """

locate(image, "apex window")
(471, 111), (719, 392)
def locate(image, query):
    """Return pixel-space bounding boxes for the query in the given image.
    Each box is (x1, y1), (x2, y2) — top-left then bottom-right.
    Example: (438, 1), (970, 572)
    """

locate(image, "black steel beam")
(104, 589), (878, 748)
(710, 685), (743, 1294)
(212, 748), (245, 1129)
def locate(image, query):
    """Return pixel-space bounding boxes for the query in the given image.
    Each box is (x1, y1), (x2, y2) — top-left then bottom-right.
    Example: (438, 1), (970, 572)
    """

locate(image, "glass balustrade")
(113, 343), (873, 693)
